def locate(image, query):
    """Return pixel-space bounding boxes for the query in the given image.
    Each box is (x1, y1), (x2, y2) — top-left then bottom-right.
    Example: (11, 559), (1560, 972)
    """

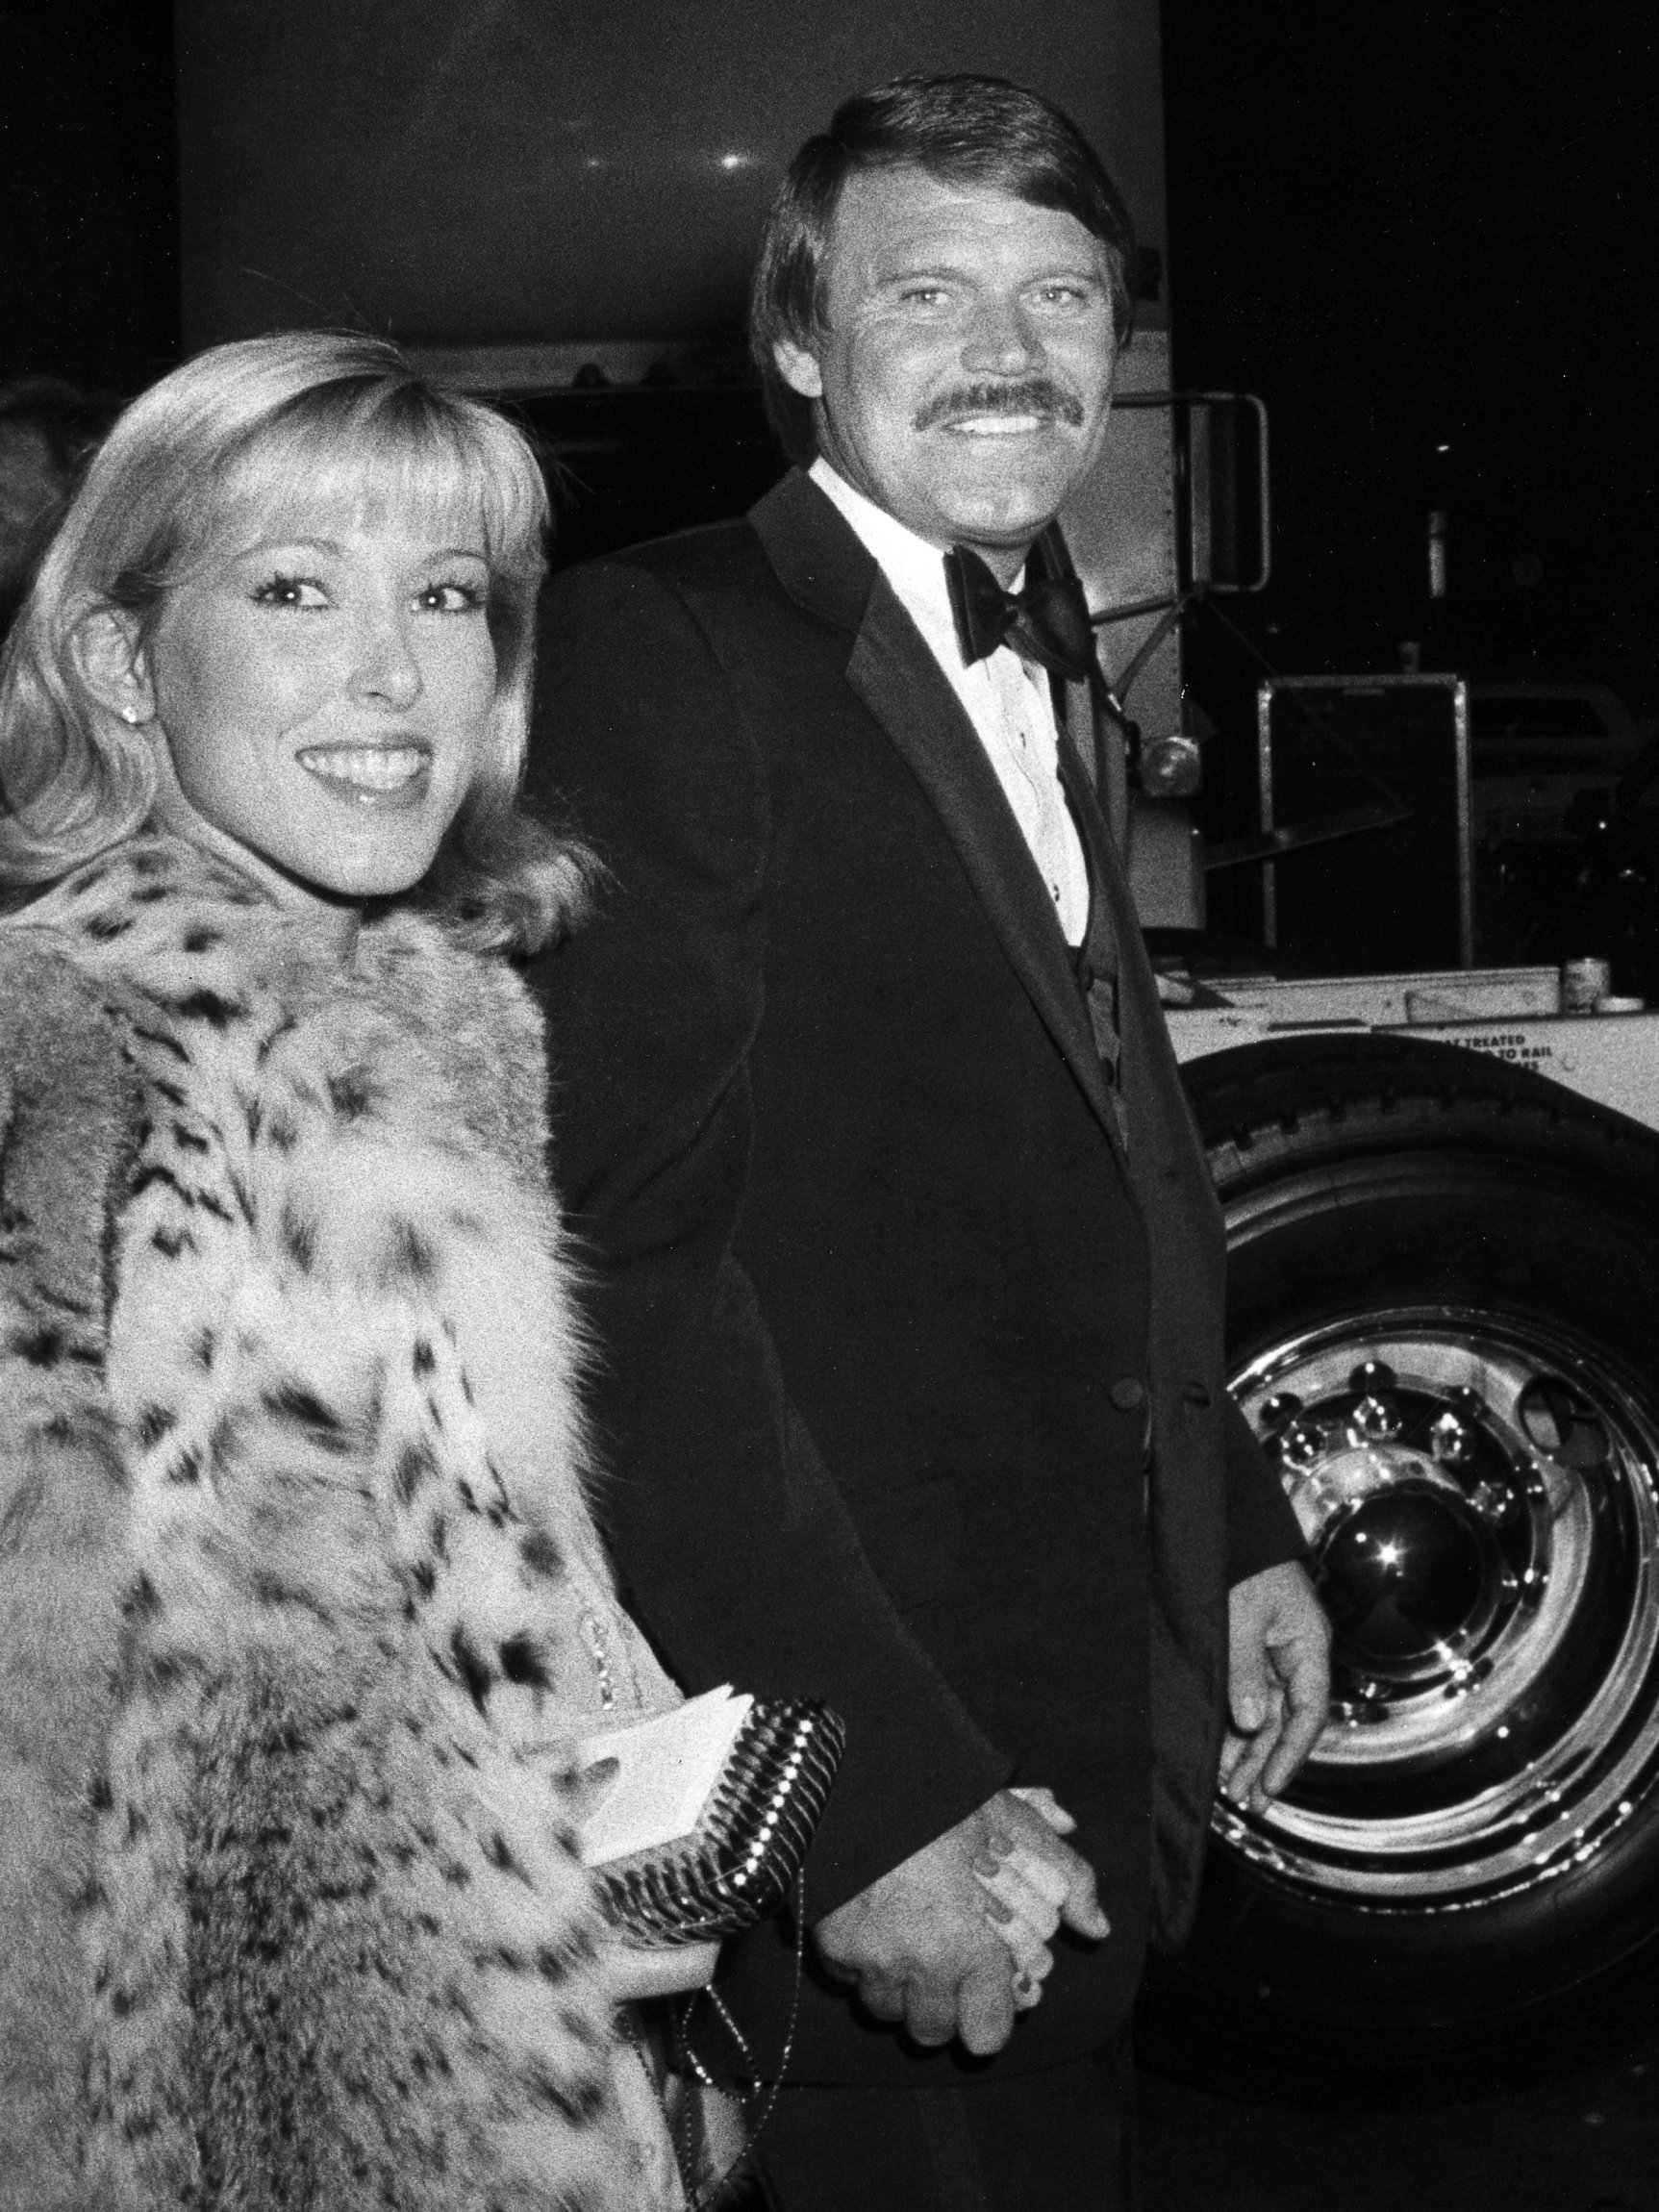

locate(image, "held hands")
(972, 1786), (1088, 2011)
(1219, 1560), (1332, 1812)
(812, 1786), (1109, 2057)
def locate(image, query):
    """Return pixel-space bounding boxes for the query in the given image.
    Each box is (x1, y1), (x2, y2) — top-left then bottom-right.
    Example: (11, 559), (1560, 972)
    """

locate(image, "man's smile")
(915, 380), (1087, 436)
(941, 414), (1052, 438)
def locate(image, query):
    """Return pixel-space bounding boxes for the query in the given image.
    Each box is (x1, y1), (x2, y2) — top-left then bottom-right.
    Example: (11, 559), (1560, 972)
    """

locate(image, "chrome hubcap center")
(1319, 1465), (1497, 1678)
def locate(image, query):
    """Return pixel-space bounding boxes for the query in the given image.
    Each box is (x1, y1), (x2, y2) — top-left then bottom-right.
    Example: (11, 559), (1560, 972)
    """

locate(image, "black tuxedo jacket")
(523, 470), (1301, 2083)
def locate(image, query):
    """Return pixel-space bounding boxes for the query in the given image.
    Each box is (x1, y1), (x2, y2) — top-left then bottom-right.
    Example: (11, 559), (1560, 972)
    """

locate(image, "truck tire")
(1138, 1032), (1659, 2101)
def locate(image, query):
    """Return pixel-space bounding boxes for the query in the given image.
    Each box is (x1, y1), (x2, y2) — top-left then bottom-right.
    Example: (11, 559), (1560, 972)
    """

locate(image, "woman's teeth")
(298, 746), (427, 792)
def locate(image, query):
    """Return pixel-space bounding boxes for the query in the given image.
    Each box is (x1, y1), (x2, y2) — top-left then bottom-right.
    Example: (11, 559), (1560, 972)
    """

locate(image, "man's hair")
(750, 73), (1140, 465)
(0, 330), (585, 951)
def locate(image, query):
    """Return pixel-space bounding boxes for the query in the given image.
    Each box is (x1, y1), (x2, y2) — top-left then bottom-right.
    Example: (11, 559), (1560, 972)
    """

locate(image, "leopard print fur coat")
(0, 834), (684, 2212)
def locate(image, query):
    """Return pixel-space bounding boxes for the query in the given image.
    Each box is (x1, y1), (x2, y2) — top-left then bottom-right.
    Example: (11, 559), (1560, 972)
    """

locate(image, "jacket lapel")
(751, 472), (1117, 1141)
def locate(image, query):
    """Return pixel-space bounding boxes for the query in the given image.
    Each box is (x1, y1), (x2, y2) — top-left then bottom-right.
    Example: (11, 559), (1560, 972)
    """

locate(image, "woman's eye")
(251, 573), (328, 611)
(416, 580), (487, 614)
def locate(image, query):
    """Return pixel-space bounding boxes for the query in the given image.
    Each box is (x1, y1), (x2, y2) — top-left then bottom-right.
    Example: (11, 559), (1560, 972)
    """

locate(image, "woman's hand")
(603, 1934), (721, 2003)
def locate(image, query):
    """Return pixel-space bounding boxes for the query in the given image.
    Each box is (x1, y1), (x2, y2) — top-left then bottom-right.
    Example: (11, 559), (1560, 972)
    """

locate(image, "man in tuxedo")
(524, 72), (1328, 2211)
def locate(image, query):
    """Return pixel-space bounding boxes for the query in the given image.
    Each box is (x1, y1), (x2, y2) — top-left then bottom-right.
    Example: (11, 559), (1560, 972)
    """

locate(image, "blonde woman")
(0, 332), (702, 2211)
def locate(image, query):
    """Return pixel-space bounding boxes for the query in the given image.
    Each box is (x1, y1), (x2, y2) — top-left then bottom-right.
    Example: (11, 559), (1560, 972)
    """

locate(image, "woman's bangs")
(195, 397), (539, 575)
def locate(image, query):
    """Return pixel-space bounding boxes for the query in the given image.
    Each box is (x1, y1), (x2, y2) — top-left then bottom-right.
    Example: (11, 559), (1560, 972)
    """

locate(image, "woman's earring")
(120, 706), (141, 725)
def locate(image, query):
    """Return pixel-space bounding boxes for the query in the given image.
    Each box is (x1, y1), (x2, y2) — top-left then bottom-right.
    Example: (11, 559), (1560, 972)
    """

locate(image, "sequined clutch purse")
(579, 1692), (846, 1947)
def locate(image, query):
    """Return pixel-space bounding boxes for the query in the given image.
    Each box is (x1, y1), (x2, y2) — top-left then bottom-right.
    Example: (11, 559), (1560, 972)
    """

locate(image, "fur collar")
(18, 832), (554, 1187)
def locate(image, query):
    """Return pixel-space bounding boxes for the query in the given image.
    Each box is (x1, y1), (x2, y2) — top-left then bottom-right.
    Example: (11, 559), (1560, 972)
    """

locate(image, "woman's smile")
(295, 740), (435, 802)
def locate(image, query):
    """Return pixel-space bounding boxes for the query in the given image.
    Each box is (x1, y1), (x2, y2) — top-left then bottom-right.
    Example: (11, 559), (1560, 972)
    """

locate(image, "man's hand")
(812, 1789), (1110, 2056)
(1220, 1560), (1332, 1811)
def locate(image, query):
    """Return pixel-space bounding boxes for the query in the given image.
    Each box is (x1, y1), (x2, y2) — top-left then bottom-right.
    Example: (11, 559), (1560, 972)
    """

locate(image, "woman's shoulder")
(0, 894), (141, 1326)
(1, 834), (555, 1185)
(0, 864), (139, 1068)
(4, 833), (280, 988)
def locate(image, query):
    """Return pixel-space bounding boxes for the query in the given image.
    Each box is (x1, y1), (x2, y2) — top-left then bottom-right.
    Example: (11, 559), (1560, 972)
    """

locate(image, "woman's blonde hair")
(0, 330), (585, 951)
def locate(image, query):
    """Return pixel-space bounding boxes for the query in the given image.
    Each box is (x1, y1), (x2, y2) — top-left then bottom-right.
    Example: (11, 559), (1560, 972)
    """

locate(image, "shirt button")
(1110, 1377), (1146, 1412)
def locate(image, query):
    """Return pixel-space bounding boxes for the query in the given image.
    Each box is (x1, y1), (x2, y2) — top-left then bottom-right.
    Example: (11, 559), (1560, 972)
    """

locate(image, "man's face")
(774, 164), (1119, 580)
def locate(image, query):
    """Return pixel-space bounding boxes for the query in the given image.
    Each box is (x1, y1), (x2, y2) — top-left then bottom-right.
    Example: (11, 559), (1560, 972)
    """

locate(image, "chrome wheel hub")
(1221, 1311), (1659, 1907)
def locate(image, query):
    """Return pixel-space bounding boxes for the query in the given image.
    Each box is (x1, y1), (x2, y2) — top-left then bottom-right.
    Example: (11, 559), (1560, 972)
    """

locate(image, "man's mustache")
(913, 380), (1087, 432)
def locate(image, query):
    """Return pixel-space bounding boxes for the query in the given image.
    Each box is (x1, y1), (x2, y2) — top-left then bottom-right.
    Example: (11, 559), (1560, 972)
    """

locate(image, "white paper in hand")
(575, 1685), (754, 1868)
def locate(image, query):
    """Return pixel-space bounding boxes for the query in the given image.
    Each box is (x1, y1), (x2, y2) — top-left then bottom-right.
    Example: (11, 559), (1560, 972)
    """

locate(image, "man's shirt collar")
(808, 459), (1024, 653)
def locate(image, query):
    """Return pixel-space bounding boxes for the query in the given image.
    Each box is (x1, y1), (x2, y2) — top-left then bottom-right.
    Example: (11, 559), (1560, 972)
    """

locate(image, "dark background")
(2, 0), (179, 392)
(1162, 0), (1659, 705)
(6, 0), (1656, 718)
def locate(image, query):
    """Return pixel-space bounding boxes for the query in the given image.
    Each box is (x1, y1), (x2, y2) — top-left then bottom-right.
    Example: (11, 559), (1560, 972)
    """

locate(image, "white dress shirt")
(810, 459), (1091, 947)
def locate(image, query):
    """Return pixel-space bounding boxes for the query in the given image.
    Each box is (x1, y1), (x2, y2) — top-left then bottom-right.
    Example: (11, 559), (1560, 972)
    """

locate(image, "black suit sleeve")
(522, 557), (1013, 1915)
(1222, 1394), (1307, 1587)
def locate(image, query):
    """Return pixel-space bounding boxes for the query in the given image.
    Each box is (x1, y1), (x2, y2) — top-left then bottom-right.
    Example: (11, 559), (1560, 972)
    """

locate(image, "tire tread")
(1185, 1035), (1659, 1205)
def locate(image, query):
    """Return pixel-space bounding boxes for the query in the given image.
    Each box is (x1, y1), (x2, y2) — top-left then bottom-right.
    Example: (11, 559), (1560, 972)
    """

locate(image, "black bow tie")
(943, 544), (1097, 685)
